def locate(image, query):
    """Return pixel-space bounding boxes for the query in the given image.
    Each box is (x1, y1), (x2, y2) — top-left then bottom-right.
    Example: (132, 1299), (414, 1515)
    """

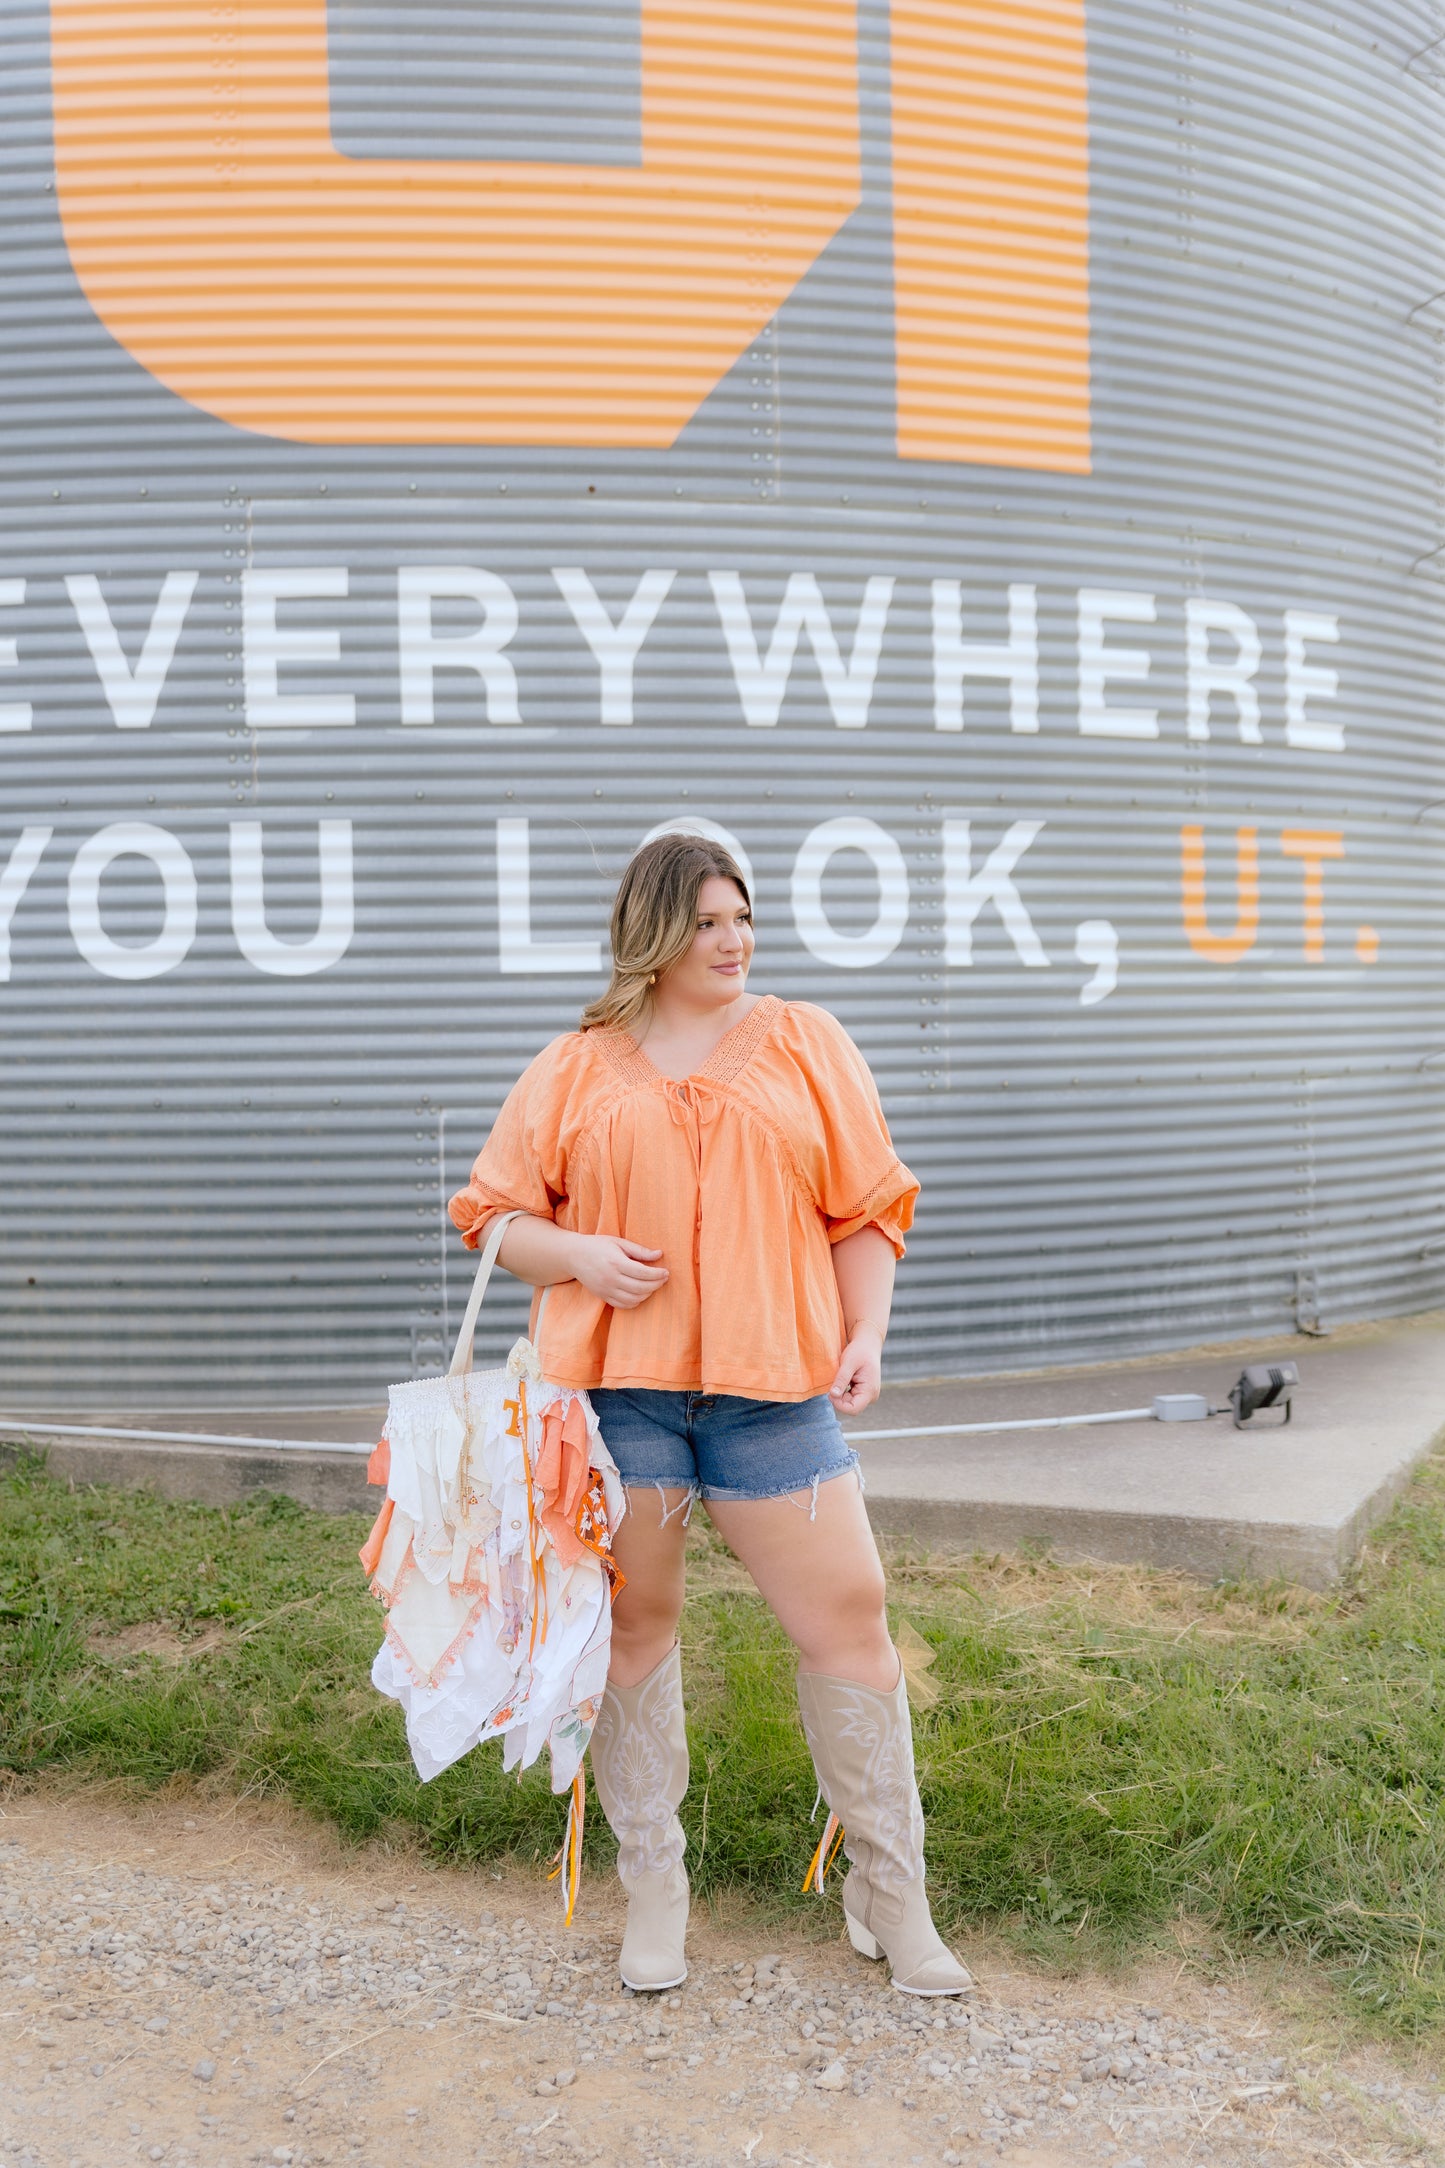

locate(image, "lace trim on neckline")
(595, 995), (784, 1092)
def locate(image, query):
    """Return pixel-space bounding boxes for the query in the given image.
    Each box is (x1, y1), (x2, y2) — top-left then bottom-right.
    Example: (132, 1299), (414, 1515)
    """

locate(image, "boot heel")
(845, 1908), (882, 1961)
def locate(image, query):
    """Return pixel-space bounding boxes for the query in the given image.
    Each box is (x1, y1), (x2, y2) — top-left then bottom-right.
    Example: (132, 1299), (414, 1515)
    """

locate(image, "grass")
(2, 1447), (1445, 2035)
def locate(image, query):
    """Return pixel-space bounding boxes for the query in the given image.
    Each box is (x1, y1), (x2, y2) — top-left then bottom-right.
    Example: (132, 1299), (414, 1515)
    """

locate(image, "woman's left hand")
(828, 1323), (883, 1415)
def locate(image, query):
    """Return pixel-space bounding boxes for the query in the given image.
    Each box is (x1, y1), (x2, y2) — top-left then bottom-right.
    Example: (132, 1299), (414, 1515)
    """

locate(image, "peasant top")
(446, 995), (918, 1403)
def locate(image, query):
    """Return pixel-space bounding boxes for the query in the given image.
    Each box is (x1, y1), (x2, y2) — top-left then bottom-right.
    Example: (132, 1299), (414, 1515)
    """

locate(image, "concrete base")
(3, 1311), (1443, 1585)
(0, 1425), (379, 1516)
(844, 1310), (1445, 1586)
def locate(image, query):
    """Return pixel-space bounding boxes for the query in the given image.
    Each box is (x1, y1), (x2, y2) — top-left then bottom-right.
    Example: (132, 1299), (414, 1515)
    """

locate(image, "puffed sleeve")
(446, 1038), (571, 1251)
(793, 1005), (920, 1255)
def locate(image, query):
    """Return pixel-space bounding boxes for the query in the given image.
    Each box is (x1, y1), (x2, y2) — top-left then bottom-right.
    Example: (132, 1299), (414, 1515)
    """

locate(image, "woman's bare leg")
(704, 1475), (897, 1690)
(606, 1485), (693, 1688)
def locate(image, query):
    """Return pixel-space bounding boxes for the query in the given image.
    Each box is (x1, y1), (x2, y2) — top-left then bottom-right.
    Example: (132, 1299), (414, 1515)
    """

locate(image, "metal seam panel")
(1, 0), (1443, 1405)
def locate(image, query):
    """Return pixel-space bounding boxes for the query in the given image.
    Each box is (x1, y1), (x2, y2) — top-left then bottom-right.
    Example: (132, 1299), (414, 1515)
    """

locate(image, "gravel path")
(2, 1790), (1441, 2168)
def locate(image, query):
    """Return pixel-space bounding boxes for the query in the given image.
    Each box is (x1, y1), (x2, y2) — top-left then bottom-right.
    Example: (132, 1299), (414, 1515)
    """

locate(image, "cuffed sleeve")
(792, 1004), (919, 1256)
(446, 1041), (568, 1251)
(825, 1175), (917, 1255)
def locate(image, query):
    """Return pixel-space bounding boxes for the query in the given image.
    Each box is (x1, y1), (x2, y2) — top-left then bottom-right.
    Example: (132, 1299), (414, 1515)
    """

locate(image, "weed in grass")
(3, 1446), (1445, 2033)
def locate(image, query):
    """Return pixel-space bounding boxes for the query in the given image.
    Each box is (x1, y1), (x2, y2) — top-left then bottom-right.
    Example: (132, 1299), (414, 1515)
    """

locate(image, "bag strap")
(448, 1210), (527, 1377)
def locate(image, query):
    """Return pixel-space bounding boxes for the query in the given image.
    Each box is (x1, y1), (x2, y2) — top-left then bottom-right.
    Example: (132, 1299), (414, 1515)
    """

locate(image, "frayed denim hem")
(696, 1453), (863, 1518)
(657, 1483), (699, 1528)
(619, 1479), (702, 1527)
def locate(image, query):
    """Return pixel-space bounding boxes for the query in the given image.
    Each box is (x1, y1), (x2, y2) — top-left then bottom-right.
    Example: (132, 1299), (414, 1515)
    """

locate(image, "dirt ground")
(2, 1787), (1442, 2168)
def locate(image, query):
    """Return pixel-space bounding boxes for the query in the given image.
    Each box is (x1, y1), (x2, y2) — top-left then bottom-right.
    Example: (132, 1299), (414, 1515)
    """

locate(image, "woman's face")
(661, 875), (754, 1010)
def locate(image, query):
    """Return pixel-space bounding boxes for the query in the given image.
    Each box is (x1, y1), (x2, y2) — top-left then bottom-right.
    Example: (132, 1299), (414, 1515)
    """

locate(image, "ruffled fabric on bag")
(360, 1333), (624, 1793)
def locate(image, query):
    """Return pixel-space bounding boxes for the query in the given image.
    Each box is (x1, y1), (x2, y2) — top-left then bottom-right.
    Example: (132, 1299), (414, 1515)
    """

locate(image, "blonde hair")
(580, 832), (751, 1034)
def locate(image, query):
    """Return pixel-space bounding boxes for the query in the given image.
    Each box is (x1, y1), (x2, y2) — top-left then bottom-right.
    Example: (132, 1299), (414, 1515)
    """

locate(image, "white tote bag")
(361, 1211), (625, 1812)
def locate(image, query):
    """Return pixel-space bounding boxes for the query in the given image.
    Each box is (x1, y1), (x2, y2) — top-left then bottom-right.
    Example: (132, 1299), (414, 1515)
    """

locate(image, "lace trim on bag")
(381, 1590), (491, 1694)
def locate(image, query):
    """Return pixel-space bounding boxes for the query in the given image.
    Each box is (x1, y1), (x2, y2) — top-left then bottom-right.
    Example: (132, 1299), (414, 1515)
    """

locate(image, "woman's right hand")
(566, 1234), (669, 1309)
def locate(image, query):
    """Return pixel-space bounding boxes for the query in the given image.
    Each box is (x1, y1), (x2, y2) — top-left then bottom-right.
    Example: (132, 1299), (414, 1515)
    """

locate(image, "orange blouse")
(447, 995), (918, 1403)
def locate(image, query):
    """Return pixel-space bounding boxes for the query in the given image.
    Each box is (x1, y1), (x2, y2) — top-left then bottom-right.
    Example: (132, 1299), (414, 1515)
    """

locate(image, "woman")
(448, 832), (971, 2000)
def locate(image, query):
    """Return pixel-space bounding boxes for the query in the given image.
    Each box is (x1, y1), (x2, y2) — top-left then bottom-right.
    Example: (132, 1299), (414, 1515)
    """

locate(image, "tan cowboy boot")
(589, 1642), (690, 1991)
(797, 1659), (974, 1997)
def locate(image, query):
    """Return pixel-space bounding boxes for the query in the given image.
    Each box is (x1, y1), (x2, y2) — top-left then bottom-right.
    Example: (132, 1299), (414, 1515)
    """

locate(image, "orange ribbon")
(547, 1769), (587, 1926)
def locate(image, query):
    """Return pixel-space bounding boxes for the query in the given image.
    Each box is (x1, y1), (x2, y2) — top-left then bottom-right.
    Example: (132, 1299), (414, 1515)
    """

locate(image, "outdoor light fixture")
(1227, 1362), (1299, 1429)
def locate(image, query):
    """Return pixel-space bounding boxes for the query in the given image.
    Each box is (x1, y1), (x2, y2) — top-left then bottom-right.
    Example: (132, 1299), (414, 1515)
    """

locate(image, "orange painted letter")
(890, 0), (1091, 471)
(1180, 825), (1259, 963)
(49, 2), (859, 447)
(1280, 829), (1345, 963)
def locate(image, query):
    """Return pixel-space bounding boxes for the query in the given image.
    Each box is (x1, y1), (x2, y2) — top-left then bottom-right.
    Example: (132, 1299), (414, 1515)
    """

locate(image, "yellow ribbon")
(802, 1810), (845, 1896)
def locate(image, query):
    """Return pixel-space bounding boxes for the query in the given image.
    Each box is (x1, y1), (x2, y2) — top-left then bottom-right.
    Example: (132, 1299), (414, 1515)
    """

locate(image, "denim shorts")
(589, 1387), (861, 1507)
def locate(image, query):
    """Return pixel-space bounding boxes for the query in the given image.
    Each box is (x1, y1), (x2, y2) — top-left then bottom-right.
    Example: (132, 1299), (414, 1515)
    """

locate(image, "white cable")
(0, 1418), (372, 1457)
(844, 1406), (1155, 1442)
(3, 1402), (1179, 1457)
